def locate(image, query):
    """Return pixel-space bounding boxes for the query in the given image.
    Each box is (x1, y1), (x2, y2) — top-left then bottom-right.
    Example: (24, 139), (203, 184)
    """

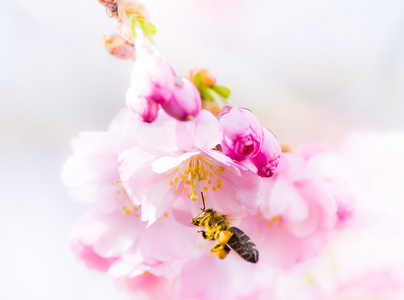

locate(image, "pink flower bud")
(251, 127), (281, 177)
(126, 87), (159, 123)
(219, 107), (263, 161)
(161, 78), (201, 121)
(102, 34), (135, 60)
(129, 48), (175, 104)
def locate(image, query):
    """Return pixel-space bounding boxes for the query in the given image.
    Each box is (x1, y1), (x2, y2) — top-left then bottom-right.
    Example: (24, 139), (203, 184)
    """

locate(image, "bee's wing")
(225, 211), (243, 227)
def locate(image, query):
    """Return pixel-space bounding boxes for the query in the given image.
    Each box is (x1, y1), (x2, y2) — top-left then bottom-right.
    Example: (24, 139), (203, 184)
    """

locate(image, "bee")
(191, 193), (259, 263)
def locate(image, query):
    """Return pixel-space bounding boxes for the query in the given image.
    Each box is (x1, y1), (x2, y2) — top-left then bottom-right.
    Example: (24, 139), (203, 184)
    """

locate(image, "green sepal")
(212, 85), (231, 99)
(193, 73), (203, 89)
(130, 17), (139, 39)
(199, 87), (214, 101)
(138, 19), (157, 38)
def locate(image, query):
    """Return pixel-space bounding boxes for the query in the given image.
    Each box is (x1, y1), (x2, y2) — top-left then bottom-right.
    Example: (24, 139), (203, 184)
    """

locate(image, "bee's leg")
(210, 243), (231, 260)
(197, 230), (208, 240)
(217, 230), (233, 244)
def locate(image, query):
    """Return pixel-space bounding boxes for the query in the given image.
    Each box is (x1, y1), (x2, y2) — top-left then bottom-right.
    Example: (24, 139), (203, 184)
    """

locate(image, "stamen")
(166, 155), (226, 200)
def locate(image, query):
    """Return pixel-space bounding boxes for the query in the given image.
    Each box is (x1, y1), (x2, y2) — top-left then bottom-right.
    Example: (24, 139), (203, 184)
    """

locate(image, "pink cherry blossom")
(219, 107), (263, 161)
(119, 109), (263, 226)
(240, 150), (356, 268)
(127, 47), (175, 105)
(70, 206), (199, 298)
(61, 108), (140, 212)
(251, 127), (281, 177)
(126, 88), (159, 123)
(160, 77), (201, 121)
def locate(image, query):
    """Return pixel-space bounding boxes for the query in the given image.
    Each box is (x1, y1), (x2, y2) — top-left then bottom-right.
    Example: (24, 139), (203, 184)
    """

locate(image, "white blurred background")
(1, 0), (404, 298)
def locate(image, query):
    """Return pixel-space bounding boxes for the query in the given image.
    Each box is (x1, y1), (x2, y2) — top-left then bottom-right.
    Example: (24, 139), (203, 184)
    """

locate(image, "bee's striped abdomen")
(227, 227), (259, 263)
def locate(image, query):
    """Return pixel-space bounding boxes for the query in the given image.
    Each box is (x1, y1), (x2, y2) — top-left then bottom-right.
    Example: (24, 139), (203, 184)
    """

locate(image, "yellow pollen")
(166, 172), (171, 177)
(169, 180), (173, 186)
(272, 216), (280, 222)
(121, 187), (125, 190)
(115, 180), (120, 184)
(174, 188), (178, 194)
(217, 184), (222, 189)
(210, 173), (213, 177)
(208, 164), (213, 168)
(186, 180), (191, 185)
(192, 190), (197, 195)
(203, 186), (208, 191)
(304, 273), (316, 286)
(266, 222), (271, 227)
(212, 186), (217, 191)
(124, 210), (131, 215)
(135, 214), (139, 218)
(202, 176), (207, 180)
(174, 177), (178, 183)
(191, 168), (195, 172)
(184, 187), (187, 193)
(180, 174), (183, 178)
(134, 207), (138, 211)
(213, 170), (218, 175)
(218, 166), (224, 172)
(217, 179), (222, 184)
(191, 194), (198, 201)
(204, 170), (209, 176)
(175, 167), (179, 172)
(185, 168), (190, 173)
(188, 194), (191, 198)
(181, 178), (185, 183)
(164, 213), (168, 217)
(142, 271), (149, 276)
(208, 180), (212, 185)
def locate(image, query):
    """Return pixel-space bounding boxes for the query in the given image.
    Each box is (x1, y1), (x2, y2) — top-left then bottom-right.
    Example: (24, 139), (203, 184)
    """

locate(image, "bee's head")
(191, 209), (214, 226)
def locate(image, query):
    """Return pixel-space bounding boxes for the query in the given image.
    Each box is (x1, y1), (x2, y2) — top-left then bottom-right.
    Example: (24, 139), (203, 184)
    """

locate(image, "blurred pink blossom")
(241, 150), (356, 269)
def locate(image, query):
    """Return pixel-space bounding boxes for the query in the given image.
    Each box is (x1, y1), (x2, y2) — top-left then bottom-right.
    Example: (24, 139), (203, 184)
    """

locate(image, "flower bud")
(129, 47), (176, 104)
(102, 34), (135, 60)
(117, 0), (149, 22)
(161, 78), (201, 121)
(251, 127), (281, 177)
(202, 99), (221, 115)
(126, 87), (159, 123)
(186, 68), (216, 88)
(219, 107), (263, 161)
(98, 0), (118, 11)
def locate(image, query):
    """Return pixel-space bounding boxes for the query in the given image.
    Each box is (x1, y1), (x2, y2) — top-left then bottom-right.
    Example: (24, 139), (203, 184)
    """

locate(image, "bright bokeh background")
(1, 0), (404, 298)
